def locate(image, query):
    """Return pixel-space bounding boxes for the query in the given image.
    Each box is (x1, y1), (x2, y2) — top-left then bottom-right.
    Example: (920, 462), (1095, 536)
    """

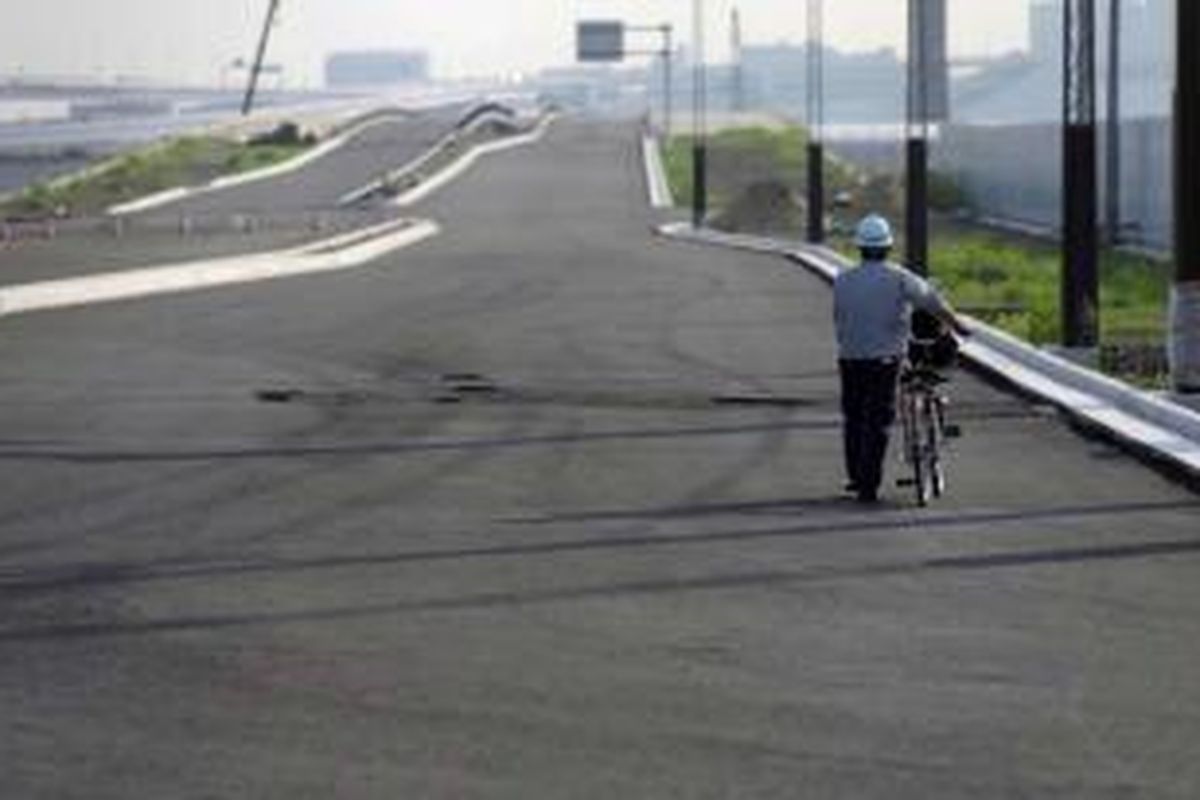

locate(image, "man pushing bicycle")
(832, 214), (971, 503)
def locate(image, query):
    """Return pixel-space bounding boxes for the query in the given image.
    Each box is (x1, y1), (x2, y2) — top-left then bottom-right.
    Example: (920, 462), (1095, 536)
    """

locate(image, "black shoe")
(856, 488), (879, 503)
(843, 482), (860, 494)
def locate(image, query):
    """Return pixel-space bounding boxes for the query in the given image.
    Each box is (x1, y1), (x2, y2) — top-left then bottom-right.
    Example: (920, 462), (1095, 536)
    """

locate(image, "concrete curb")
(0, 217), (440, 317)
(655, 221), (1200, 480)
(641, 135), (674, 209)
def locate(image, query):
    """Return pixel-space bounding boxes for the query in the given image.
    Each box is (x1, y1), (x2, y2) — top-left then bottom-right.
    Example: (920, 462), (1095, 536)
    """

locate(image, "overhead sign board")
(577, 21), (625, 62)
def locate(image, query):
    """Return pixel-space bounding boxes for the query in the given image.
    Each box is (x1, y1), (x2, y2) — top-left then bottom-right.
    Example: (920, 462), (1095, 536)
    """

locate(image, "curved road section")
(127, 103), (472, 218)
(1, 118), (1198, 798)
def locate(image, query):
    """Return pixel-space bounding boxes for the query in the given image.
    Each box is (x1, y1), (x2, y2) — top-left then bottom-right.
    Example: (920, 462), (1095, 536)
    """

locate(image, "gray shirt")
(833, 259), (952, 360)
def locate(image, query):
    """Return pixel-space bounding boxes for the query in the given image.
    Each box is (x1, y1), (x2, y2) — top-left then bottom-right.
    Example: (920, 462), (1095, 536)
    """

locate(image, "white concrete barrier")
(0, 218), (439, 317)
(641, 135), (674, 209)
(391, 114), (556, 208)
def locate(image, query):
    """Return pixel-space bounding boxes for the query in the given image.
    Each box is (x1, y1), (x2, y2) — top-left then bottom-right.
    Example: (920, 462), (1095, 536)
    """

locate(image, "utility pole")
(731, 8), (745, 113)
(906, 0), (930, 277)
(905, 0), (948, 278)
(1062, 0), (1100, 348)
(691, 0), (708, 228)
(242, 0), (281, 116)
(663, 25), (674, 139)
(1105, 0), (1122, 245)
(805, 0), (824, 244)
(1172, 0), (1200, 391)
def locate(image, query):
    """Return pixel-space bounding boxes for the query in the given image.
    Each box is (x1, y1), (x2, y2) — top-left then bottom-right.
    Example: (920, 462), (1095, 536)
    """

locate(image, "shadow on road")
(0, 418), (839, 464)
(2, 526), (1199, 644)
(2, 498), (1198, 644)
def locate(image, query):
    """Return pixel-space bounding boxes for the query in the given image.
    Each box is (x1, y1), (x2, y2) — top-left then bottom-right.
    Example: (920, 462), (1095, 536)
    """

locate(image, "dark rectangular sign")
(577, 21), (625, 62)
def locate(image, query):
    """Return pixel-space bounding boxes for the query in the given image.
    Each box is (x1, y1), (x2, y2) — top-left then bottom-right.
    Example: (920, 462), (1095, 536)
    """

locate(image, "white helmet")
(854, 214), (895, 249)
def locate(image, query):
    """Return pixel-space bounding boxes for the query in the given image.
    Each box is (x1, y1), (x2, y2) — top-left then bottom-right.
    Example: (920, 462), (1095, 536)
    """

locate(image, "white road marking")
(0, 218), (439, 316)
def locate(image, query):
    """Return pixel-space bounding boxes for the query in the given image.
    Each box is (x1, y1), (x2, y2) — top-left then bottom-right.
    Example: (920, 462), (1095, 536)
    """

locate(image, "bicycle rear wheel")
(906, 394), (931, 506)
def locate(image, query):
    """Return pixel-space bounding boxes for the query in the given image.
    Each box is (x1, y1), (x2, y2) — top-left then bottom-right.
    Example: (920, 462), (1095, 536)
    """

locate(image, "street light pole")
(904, 0), (948, 278)
(1061, 0), (1100, 348)
(731, 8), (745, 113)
(663, 25), (673, 139)
(906, 0), (931, 277)
(1105, 0), (1122, 245)
(691, 0), (708, 228)
(242, 0), (281, 116)
(1172, 0), (1200, 391)
(805, 0), (824, 244)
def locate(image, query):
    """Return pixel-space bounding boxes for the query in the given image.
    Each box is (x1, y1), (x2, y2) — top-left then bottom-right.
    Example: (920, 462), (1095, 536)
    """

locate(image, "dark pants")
(839, 358), (901, 494)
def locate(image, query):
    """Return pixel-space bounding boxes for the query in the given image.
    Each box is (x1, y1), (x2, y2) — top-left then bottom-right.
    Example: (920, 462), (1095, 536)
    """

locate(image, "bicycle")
(896, 362), (961, 506)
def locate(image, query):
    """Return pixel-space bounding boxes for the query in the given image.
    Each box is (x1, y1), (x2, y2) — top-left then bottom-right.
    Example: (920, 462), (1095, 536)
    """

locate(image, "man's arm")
(901, 270), (972, 337)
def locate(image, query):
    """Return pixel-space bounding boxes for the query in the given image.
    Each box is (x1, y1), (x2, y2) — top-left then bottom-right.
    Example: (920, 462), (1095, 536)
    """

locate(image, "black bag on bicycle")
(908, 311), (959, 370)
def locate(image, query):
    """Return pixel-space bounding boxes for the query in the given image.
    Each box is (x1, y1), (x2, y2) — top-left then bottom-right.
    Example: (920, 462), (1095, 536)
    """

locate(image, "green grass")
(665, 128), (897, 236)
(663, 127), (839, 210)
(220, 142), (310, 174)
(929, 228), (1063, 343)
(929, 227), (1170, 347)
(2, 135), (311, 217)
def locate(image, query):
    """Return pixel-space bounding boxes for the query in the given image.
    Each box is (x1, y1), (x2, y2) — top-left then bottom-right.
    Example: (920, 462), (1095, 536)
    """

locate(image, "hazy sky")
(0, 1), (1032, 87)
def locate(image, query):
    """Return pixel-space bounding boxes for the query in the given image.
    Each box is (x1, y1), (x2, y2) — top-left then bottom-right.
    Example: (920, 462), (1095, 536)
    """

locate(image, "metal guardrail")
(1, 207), (403, 245)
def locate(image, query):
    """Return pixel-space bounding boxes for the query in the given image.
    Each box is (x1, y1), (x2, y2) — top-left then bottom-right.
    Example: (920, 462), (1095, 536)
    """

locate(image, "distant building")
(1028, 0), (1059, 63)
(534, 65), (645, 114)
(736, 44), (906, 123)
(1029, 0), (1172, 75)
(324, 51), (429, 89)
(950, 0), (1173, 123)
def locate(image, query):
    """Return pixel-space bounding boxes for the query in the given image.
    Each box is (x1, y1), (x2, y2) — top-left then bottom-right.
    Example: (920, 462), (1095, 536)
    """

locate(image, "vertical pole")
(1105, 0), (1122, 245)
(1172, 0), (1200, 391)
(807, 142), (824, 243)
(692, 0), (708, 228)
(1062, 0), (1100, 348)
(906, 0), (931, 277)
(906, 139), (929, 276)
(731, 8), (744, 113)
(806, 0), (825, 244)
(242, 0), (281, 116)
(663, 25), (673, 139)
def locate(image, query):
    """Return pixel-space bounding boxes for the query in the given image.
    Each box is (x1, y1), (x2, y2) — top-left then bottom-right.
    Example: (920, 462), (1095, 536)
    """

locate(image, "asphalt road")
(1, 118), (1198, 798)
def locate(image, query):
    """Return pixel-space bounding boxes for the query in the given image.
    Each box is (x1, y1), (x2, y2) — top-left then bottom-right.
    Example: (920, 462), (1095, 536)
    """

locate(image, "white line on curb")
(338, 111), (532, 208)
(391, 114), (556, 208)
(0, 218), (440, 317)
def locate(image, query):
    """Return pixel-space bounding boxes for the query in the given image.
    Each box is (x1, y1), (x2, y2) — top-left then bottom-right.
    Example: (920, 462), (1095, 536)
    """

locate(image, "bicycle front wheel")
(925, 396), (945, 498)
